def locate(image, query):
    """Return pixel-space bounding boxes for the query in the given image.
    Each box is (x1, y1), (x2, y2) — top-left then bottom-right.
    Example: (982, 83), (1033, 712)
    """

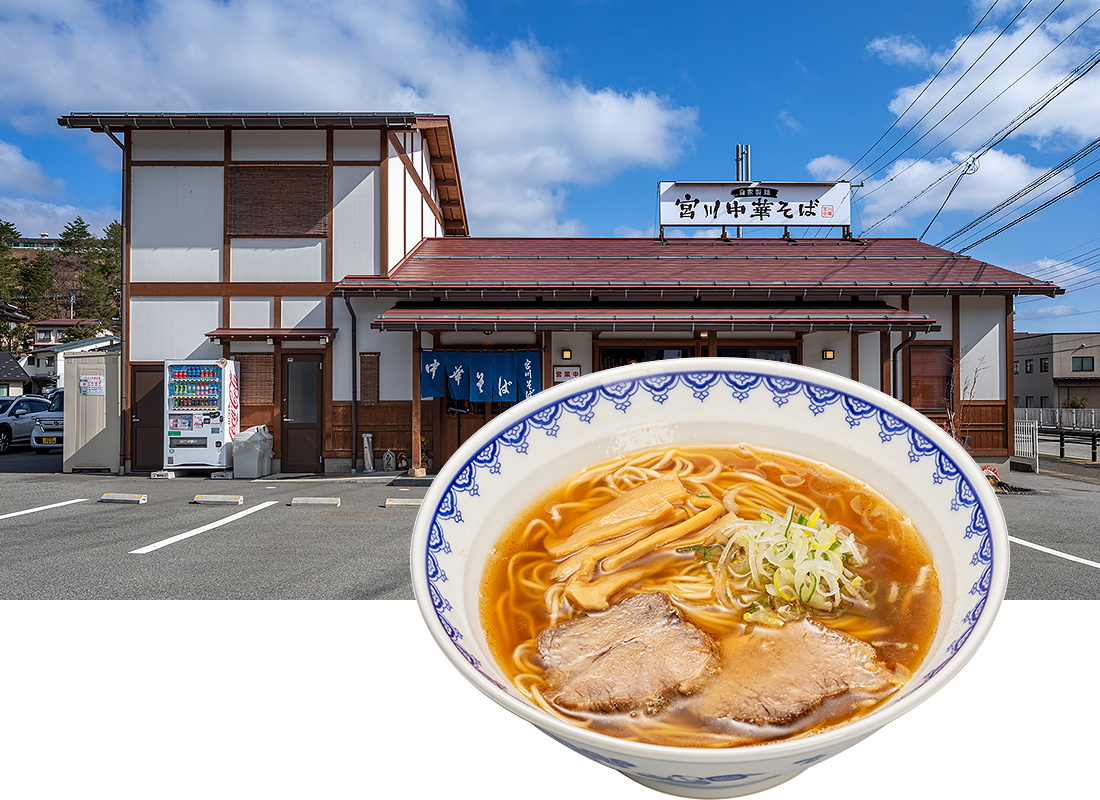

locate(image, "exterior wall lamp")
(561, 348), (573, 360)
(822, 349), (835, 360)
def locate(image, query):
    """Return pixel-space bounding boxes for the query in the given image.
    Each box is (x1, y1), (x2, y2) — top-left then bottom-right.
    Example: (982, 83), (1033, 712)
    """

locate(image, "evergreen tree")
(0, 219), (20, 301)
(60, 216), (93, 256)
(82, 220), (122, 328)
(18, 250), (56, 321)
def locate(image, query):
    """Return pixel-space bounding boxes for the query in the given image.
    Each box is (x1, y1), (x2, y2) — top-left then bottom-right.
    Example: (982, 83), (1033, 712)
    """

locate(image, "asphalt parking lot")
(2, 444), (1099, 600)
(0, 446), (426, 599)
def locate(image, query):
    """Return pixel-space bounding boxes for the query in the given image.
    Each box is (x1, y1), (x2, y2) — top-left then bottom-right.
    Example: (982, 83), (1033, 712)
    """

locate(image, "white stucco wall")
(281, 297), (326, 329)
(229, 239), (326, 282)
(333, 166), (380, 279)
(130, 167), (224, 282)
(960, 296), (1006, 400)
(858, 333), (881, 392)
(129, 297), (223, 361)
(230, 297), (275, 328)
(803, 332), (852, 378)
(333, 129), (381, 161)
(332, 298), (413, 402)
(909, 296), (953, 341)
(231, 130), (326, 161)
(132, 130), (223, 161)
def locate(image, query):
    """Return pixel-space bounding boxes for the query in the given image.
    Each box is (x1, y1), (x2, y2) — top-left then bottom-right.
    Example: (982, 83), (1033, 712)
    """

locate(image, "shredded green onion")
(690, 504), (875, 620)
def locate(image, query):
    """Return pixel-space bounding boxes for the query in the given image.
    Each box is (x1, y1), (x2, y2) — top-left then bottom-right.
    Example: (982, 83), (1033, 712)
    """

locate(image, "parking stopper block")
(193, 495), (244, 505)
(290, 497), (341, 507)
(100, 493), (148, 504)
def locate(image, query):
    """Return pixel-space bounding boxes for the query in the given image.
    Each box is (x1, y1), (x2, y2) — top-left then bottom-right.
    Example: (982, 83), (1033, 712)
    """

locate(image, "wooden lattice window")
(360, 352), (380, 406)
(237, 354), (275, 404)
(226, 165), (330, 237)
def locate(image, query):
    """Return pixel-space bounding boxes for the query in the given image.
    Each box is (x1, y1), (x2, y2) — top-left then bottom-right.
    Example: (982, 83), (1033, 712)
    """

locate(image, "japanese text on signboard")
(658, 181), (851, 228)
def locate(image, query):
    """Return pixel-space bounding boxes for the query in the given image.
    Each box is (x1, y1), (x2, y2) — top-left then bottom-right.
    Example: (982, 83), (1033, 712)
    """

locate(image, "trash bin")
(362, 433), (374, 472)
(232, 425), (274, 479)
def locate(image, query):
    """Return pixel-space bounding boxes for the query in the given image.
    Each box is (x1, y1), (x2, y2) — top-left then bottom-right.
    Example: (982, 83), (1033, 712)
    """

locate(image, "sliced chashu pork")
(536, 592), (717, 712)
(693, 617), (902, 727)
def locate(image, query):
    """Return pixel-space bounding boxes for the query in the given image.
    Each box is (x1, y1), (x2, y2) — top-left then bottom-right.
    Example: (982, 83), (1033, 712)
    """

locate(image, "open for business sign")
(659, 181), (851, 228)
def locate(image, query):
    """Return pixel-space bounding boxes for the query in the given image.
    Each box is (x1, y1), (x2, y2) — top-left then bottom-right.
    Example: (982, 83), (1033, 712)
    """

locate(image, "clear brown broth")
(479, 444), (941, 747)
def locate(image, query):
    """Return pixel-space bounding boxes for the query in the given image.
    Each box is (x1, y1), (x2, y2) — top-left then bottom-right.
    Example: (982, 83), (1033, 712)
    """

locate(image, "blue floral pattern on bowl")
(413, 360), (1006, 795)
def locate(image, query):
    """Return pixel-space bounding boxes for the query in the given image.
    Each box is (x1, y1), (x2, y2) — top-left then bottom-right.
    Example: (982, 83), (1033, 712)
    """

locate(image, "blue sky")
(1, 0), (1099, 331)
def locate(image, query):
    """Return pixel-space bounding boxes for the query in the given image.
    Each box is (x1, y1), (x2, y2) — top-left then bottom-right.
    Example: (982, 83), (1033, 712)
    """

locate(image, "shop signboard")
(659, 181), (851, 228)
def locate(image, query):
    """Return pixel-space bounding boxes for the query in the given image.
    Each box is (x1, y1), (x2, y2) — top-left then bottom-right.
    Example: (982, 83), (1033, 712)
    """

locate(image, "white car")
(0, 394), (51, 453)
(31, 389), (64, 454)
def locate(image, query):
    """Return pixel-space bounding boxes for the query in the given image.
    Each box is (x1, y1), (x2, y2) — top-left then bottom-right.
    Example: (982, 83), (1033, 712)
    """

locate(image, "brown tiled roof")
(336, 236), (1060, 299)
(372, 303), (941, 333)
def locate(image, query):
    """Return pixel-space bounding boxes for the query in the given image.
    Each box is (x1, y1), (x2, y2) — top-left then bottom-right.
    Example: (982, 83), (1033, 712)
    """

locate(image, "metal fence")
(1013, 419), (1039, 473)
(1014, 407), (1100, 431)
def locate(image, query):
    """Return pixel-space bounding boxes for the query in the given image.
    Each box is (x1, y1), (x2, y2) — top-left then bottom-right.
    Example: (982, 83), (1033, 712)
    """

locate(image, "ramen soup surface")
(480, 444), (941, 748)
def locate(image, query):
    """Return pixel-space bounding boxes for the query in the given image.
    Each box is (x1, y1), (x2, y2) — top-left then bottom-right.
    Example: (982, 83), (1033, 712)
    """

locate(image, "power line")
(840, 0), (1004, 182)
(936, 137), (1100, 247)
(862, 31), (1100, 233)
(852, 0), (1038, 183)
(958, 167), (1100, 251)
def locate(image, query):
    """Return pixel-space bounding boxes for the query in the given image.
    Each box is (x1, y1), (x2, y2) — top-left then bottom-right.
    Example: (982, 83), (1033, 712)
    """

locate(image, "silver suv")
(0, 394), (51, 453)
(31, 389), (64, 454)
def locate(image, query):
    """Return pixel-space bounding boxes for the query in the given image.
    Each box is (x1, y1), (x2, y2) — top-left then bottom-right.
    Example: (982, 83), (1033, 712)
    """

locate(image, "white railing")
(1015, 407), (1100, 430)
(1013, 419), (1040, 473)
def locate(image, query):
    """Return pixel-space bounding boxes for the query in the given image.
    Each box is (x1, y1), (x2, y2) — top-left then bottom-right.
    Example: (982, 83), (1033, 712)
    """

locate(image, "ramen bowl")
(411, 358), (1008, 798)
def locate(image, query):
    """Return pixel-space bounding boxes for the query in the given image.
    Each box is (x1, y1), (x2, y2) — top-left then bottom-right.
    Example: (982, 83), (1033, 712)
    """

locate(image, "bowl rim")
(411, 356), (1009, 762)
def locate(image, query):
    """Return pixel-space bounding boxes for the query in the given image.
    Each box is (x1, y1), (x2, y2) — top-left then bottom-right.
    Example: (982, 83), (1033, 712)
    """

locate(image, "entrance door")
(131, 366), (164, 471)
(281, 354), (323, 473)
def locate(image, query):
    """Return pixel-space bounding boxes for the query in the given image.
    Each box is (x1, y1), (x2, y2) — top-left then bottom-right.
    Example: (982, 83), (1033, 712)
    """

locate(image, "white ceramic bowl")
(410, 358), (1008, 798)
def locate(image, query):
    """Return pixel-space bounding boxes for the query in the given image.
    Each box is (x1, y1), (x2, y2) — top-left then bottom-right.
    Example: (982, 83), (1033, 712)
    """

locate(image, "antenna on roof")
(735, 144), (751, 239)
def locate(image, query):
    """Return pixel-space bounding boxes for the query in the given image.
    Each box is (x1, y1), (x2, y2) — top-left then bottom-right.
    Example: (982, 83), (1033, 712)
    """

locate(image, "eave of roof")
(336, 236), (1060, 298)
(205, 327), (337, 342)
(57, 112), (424, 131)
(371, 304), (941, 333)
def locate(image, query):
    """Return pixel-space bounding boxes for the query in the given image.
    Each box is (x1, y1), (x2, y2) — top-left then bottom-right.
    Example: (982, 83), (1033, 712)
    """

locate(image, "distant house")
(19, 335), (121, 394)
(31, 318), (112, 347)
(0, 352), (31, 396)
(1014, 332), (1100, 408)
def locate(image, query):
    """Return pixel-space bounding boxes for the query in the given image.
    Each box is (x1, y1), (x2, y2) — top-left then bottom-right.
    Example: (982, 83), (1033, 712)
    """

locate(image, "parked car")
(31, 388), (64, 454)
(0, 394), (51, 453)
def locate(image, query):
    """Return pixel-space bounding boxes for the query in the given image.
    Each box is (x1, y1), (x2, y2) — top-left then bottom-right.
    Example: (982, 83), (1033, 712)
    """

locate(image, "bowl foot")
(621, 768), (804, 798)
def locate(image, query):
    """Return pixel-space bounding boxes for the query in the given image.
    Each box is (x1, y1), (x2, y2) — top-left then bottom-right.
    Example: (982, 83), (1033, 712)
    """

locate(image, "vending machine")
(163, 358), (240, 469)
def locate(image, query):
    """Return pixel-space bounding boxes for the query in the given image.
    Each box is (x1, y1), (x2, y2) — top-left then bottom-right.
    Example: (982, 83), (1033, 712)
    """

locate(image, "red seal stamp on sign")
(821, 205), (834, 218)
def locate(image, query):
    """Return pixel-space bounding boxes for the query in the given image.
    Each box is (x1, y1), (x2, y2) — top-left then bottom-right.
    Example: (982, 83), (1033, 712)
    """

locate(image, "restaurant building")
(60, 112), (1061, 475)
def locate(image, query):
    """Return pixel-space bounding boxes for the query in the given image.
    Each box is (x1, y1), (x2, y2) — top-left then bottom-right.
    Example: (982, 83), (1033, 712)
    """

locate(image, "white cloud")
(856, 149), (1060, 233)
(1015, 303), (1080, 320)
(778, 111), (803, 134)
(613, 224), (654, 238)
(0, 196), (116, 240)
(867, 34), (935, 68)
(806, 155), (853, 181)
(880, 8), (1100, 154)
(0, 140), (64, 197)
(0, 0), (697, 236)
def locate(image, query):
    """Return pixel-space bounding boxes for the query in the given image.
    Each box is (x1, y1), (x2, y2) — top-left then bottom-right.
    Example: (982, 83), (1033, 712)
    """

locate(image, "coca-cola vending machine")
(163, 358), (239, 469)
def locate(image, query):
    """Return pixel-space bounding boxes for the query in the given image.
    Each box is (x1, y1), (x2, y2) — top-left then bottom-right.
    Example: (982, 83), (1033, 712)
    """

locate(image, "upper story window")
(1025, 359), (1033, 373)
(1040, 357), (1049, 373)
(1072, 356), (1095, 372)
(1013, 361), (1019, 374)
(36, 331), (51, 341)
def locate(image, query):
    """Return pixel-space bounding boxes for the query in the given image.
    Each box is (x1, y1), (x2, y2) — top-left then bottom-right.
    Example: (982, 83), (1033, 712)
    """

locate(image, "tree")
(60, 216), (93, 257)
(18, 250), (56, 321)
(81, 220), (122, 327)
(0, 218), (20, 301)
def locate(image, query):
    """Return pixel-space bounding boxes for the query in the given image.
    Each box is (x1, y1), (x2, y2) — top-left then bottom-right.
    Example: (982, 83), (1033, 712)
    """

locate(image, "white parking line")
(130, 500), (279, 554)
(1009, 535), (1100, 571)
(0, 498), (89, 520)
